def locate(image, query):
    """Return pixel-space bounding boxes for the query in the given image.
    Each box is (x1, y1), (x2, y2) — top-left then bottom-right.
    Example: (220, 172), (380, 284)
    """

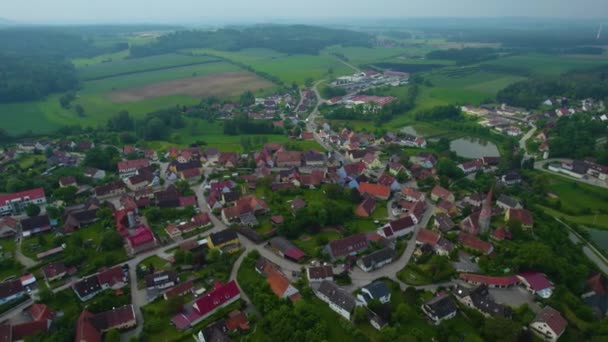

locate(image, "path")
(334, 57), (360, 73)
(15, 239), (38, 268)
(0, 298), (34, 323)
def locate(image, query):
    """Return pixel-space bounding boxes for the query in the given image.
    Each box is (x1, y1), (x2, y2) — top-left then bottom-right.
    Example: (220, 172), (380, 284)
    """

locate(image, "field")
(322, 45), (413, 64)
(108, 71), (273, 103)
(0, 61), (276, 134)
(77, 53), (220, 80)
(481, 53), (608, 75)
(188, 48), (353, 84)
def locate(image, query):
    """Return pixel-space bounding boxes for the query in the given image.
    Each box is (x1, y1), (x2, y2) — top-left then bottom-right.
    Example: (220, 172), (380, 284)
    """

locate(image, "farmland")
(481, 53), (608, 76)
(77, 53), (220, 80)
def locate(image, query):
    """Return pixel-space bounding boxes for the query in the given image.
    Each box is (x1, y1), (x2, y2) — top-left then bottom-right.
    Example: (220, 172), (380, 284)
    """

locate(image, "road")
(534, 158), (608, 189)
(15, 239), (38, 268)
(558, 217), (608, 275)
(519, 125), (536, 158)
(306, 80), (347, 162)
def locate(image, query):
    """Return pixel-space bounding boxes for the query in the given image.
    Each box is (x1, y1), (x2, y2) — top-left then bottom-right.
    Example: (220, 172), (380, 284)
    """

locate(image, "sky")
(1, 0), (607, 23)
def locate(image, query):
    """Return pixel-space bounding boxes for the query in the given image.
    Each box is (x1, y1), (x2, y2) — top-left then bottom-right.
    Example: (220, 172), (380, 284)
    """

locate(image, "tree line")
(130, 25), (371, 57)
(497, 65), (608, 109)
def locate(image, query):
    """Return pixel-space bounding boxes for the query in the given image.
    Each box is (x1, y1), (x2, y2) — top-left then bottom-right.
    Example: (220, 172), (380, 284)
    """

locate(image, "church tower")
(478, 186), (493, 234)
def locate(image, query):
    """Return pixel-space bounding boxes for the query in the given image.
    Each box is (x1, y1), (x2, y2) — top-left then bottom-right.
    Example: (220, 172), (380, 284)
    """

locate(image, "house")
(410, 153), (437, 169)
(42, 262), (67, 282)
(530, 306), (567, 342)
(117, 159), (149, 178)
(162, 279), (194, 300)
(434, 213), (456, 232)
(388, 162), (405, 176)
(146, 271), (179, 292)
(325, 233), (369, 260)
(496, 195), (521, 210)
(421, 293), (458, 325)
(303, 150), (326, 167)
(307, 266), (334, 283)
(84, 168), (106, 180)
(459, 273), (520, 288)
(458, 232), (494, 255)
(0, 280), (26, 305)
(96, 266), (127, 290)
(75, 305), (137, 342)
(275, 151), (302, 168)
(268, 237), (306, 262)
(377, 174), (400, 192)
(435, 199), (458, 217)
(458, 160), (483, 174)
(126, 225), (157, 254)
(362, 153), (382, 169)
(454, 284), (511, 318)
(416, 229), (441, 246)
(225, 310), (250, 333)
(358, 182), (390, 201)
(73, 276), (102, 301)
(379, 216), (416, 239)
(401, 187), (425, 202)
(357, 247), (395, 272)
(94, 182), (125, 199)
(0, 217), (18, 238)
(491, 226), (513, 241)
(260, 260), (301, 302)
(505, 208), (534, 228)
(315, 280), (357, 320)
(63, 205), (100, 234)
(430, 185), (454, 202)
(357, 281), (391, 305)
(517, 272), (554, 299)
(582, 273), (608, 318)
(20, 215), (51, 237)
(290, 197), (307, 212)
(355, 196), (377, 217)
(181, 281), (241, 328)
(59, 176), (77, 188)
(0, 188), (47, 216)
(208, 229), (240, 254)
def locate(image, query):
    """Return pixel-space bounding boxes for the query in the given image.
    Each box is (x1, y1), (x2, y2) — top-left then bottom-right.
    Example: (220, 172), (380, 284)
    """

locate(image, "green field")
(188, 48), (353, 84)
(77, 53), (220, 80)
(322, 45), (413, 64)
(72, 50), (130, 68)
(482, 54), (608, 75)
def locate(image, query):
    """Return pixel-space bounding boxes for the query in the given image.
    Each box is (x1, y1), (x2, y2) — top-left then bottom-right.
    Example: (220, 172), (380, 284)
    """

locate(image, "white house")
(315, 280), (357, 320)
(530, 306), (567, 342)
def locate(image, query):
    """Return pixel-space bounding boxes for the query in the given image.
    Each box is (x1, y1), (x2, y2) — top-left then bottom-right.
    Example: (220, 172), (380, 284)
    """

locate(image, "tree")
(107, 111), (135, 131)
(25, 203), (41, 217)
(74, 104), (85, 117)
(482, 317), (522, 342)
(240, 90), (255, 106)
(353, 306), (367, 324)
(144, 118), (166, 140)
(105, 329), (121, 342)
(100, 231), (124, 251)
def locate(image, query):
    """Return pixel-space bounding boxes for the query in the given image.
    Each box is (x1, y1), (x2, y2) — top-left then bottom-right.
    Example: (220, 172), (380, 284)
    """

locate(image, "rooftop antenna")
(597, 23), (603, 40)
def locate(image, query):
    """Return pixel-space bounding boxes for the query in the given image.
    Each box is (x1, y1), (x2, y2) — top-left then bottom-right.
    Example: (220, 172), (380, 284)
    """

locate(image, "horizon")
(1, 0), (608, 24)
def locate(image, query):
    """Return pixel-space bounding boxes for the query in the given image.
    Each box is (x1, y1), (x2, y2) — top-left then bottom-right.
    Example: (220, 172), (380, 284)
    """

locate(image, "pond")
(450, 137), (500, 159)
(587, 228), (608, 253)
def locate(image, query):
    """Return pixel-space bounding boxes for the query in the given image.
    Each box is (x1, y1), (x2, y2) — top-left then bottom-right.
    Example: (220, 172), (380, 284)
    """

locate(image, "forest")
(426, 47), (499, 64)
(0, 28), (125, 103)
(130, 25), (371, 57)
(497, 66), (608, 108)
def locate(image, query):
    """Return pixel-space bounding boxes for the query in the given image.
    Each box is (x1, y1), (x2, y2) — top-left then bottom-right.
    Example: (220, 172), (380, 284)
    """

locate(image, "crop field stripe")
(80, 60), (222, 81)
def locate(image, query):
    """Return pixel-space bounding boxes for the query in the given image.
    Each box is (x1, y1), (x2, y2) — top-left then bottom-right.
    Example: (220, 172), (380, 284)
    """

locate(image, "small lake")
(450, 137), (500, 159)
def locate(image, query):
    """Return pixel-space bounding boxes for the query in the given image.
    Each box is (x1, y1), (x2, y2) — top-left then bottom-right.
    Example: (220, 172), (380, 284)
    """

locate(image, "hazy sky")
(2, 0), (607, 23)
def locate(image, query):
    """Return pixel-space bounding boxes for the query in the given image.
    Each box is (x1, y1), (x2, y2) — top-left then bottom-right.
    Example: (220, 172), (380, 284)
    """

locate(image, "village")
(0, 65), (606, 342)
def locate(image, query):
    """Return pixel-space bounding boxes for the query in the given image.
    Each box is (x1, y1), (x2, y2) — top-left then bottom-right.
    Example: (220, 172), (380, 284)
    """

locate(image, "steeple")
(478, 186), (493, 234)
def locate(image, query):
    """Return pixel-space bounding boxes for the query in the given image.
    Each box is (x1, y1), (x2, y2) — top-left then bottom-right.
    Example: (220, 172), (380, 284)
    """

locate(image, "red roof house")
(459, 273), (520, 288)
(193, 281), (241, 319)
(458, 232), (494, 255)
(358, 182), (390, 200)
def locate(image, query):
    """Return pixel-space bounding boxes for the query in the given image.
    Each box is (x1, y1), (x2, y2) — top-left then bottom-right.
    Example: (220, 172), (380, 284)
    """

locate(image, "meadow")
(188, 48), (354, 84)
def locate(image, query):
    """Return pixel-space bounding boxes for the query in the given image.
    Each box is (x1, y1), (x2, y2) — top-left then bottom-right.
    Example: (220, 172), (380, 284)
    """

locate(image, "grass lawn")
(397, 264), (433, 285)
(538, 206), (608, 231)
(16, 154), (46, 169)
(545, 175), (608, 214)
(140, 255), (171, 271)
(293, 231), (341, 257)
